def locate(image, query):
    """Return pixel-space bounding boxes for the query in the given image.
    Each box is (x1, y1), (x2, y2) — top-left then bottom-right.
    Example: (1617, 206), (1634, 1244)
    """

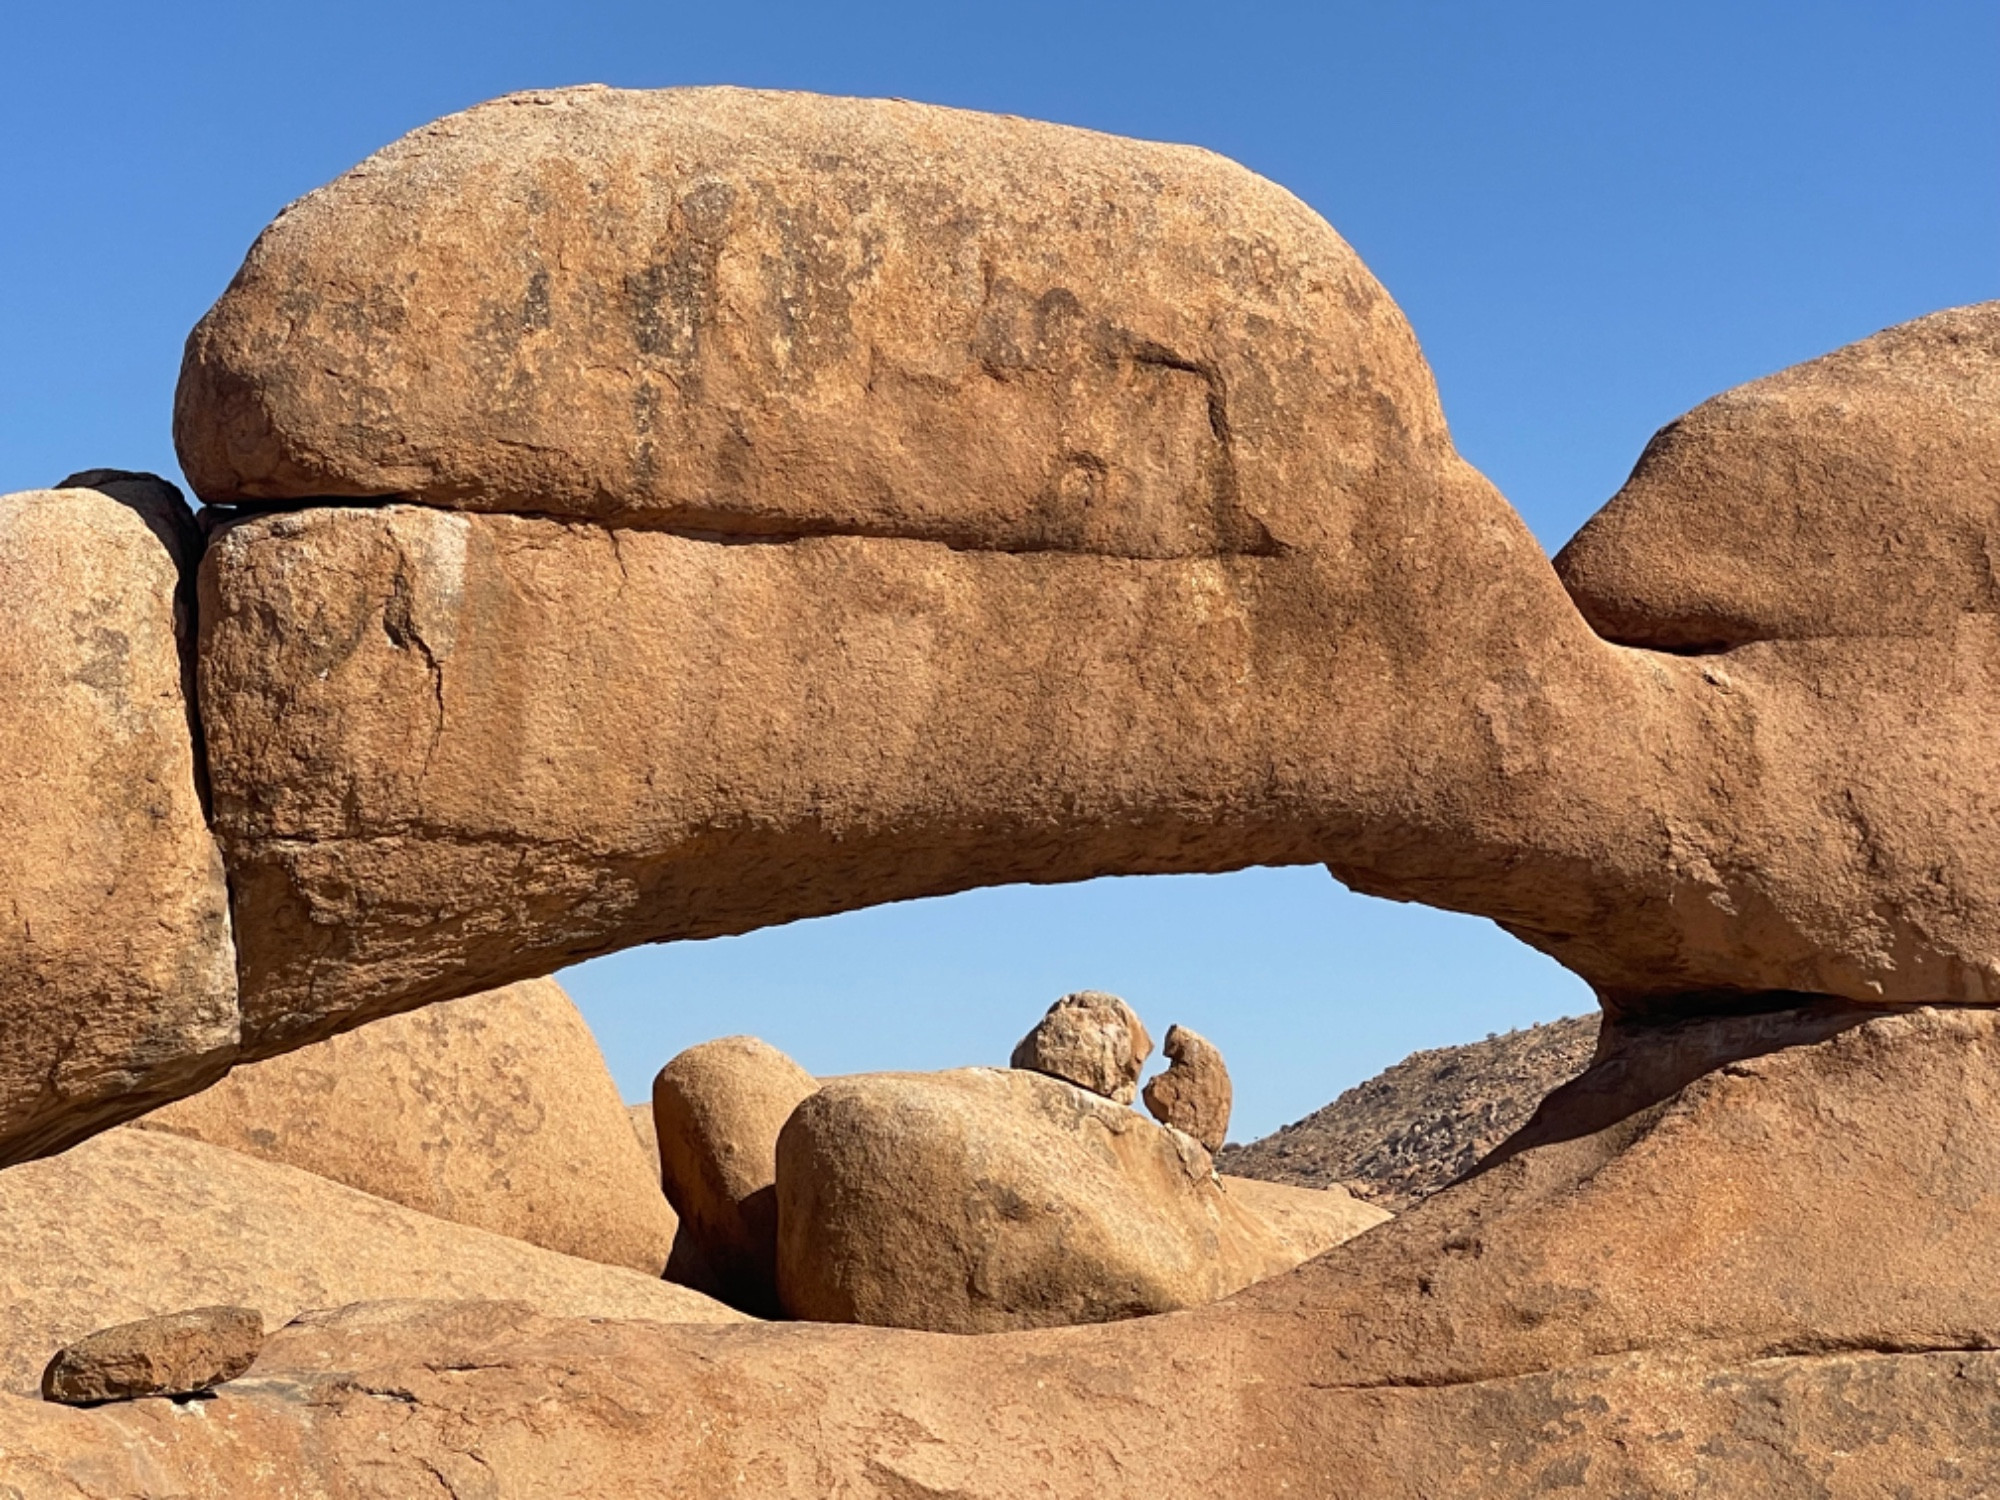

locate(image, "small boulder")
(652, 1037), (817, 1316)
(1010, 991), (1154, 1104)
(41, 1307), (262, 1405)
(775, 1067), (1369, 1333)
(1142, 1024), (1233, 1151)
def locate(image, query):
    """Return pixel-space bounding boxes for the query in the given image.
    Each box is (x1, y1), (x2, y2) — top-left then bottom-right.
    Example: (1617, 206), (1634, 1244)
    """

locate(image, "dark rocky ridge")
(1218, 1014), (1599, 1211)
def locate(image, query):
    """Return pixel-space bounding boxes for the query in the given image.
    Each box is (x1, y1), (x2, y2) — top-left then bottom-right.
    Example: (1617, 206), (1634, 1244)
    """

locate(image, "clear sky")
(6, 3), (1994, 1136)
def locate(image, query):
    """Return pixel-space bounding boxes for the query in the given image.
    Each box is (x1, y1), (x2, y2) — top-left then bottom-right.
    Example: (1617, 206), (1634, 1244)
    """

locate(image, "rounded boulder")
(651, 1036), (817, 1315)
(774, 1067), (1360, 1334)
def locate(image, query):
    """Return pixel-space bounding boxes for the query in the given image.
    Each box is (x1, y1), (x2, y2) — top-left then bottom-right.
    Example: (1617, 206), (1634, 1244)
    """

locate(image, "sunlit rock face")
(177, 88), (2000, 1053)
(0, 476), (236, 1166)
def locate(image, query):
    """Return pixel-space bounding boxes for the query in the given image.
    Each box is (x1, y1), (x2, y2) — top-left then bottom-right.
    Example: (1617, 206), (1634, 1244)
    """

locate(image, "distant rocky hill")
(1217, 1015), (1600, 1211)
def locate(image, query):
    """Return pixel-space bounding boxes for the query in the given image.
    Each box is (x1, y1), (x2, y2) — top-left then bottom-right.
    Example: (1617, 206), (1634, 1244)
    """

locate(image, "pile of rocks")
(649, 991), (1385, 1332)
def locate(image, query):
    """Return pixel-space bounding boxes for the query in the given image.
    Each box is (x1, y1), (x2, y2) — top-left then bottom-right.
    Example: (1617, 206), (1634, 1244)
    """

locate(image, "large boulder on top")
(174, 86), (1442, 549)
(1010, 990), (1153, 1103)
(1557, 303), (2000, 649)
(13, 1007), (2000, 1494)
(137, 977), (676, 1275)
(772, 1066), (1378, 1333)
(0, 476), (236, 1167)
(651, 1036), (816, 1315)
(0, 1125), (740, 1396)
(1141, 1022), (1232, 1149)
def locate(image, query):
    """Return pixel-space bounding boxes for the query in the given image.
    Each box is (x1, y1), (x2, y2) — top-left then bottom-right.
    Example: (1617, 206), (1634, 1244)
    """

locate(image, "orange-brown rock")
(182, 90), (2000, 1052)
(1141, 1022), (1232, 1148)
(773, 1067), (1377, 1332)
(175, 86), (1438, 555)
(1211, 1173), (1386, 1264)
(0, 1123), (740, 1395)
(1557, 302), (2000, 649)
(7, 1006), (1998, 1495)
(1010, 990), (1154, 1103)
(0, 475), (236, 1167)
(628, 1101), (661, 1180)
(137, 977), (676, 1274)
(651, 1036), (817, 1315)
(41, 1307), (262, 1406)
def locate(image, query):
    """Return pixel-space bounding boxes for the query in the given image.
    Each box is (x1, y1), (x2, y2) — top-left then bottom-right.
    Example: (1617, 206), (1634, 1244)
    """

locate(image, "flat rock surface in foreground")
(8, 1006), (2000, 1495)
(0, 1124), (740, 1396)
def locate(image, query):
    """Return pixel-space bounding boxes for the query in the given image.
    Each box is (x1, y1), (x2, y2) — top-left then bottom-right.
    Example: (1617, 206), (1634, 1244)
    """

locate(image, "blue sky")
(6, 3), (1994, 1135)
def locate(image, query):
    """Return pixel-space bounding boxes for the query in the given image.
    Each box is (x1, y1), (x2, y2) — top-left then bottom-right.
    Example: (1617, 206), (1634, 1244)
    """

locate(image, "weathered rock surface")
(1218, 1014), (1599, 1209)
(1141, 1022), (1231, 1148)
(1558, 302), (2000, 649)
(41, 1307), (262, 1406)
(182, 90), (2000, 1047)
(773, 1067), (1370, 1332)
(0, 477), (236, 1166)
(1010, 990), (1154, 1104)
(9, 1006), (1999, 1495)
(1214, 1173), (1388, 1263)
(628, 1101), (661, 1180)
(651, 1036), (817, 1314)
(138, 976), (675, 1274)
(175, 86), (1442, 553)
(0, 1123), (740, 1395)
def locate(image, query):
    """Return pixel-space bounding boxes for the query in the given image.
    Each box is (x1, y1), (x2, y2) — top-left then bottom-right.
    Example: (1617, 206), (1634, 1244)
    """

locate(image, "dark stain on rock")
(520, 269), (552, 332)
(627, 180), (736, 372)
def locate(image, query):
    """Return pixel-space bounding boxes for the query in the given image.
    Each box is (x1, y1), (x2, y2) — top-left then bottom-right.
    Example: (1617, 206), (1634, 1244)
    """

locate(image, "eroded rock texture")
(773, 1067), (1383, 1332)
(137, 977), (676, 1274)
(8, 1007), (1997, 1495)
(41, 1307), (261, 1406)
(0, 1126), (739, 1395)
(1559, 301), (2000, 648)
(0, 477), (236, 1166)
(179, 90), (2000, 1045)
(651, 1035), (818, 1315)
(1142, 1022), (1232, 1148)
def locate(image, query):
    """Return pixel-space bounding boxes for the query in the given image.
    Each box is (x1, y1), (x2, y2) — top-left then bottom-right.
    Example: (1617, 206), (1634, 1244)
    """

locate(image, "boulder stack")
(0, 1126), (741, 1396)
(1010, 991), (1154, 1104)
